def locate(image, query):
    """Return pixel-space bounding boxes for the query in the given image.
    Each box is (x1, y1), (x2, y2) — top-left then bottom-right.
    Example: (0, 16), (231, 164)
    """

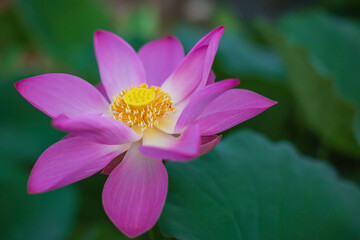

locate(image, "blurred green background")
(1, 0), (360, 239)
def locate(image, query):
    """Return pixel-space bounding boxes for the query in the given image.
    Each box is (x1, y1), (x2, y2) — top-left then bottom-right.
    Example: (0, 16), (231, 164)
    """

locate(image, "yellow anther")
(109, 83), (175, 130)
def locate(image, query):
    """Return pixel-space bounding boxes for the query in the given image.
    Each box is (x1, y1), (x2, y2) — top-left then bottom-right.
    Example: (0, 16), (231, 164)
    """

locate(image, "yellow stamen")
(109, 83), (175, 130)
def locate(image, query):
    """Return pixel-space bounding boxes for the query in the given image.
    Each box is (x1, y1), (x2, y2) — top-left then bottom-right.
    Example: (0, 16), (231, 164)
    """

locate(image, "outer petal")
(138, 36), (184, 87)
(161, 46), (207, 103)
(15, 73), (109, 118)
(101, 152), (126, 175)
(53, 113), (141, 145)
(199, 135), (222, 156)
(96, 82), (110, 103)
(193, 89), (277, 135)
(139, 125), (201, 161)
(175, 79), (239, 132)
(28, 136), (129, 193)
(94, 30), (146, 99)
(206, 70), (216, 85)
(188, 26), (224, 88)
(102, 146), (168, 238)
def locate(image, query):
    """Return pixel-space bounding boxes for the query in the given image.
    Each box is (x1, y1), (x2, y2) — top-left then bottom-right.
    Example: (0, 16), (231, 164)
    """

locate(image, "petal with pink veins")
(161, 46), (207, 103)
(102, 146), (167, 238)
(189, 26), (224, 88)
(14, 73), (109, 118)
(28, 137), (129, 194)
(199, 135), (222, 156)
(53, 113), (141, 145)
(96, 82), (110, 103)
(193, 89), (277, 135)
(101, 152), (126, 175)
(138, 36), (184, 87)
(139, 125), (201, 161)
(206, 70), (216, 85)
(175, 79), (239, 132)
(94, 30), (146, 99)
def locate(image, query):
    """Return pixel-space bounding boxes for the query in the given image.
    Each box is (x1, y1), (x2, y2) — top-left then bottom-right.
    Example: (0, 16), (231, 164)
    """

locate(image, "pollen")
(109, 83), (175, 130)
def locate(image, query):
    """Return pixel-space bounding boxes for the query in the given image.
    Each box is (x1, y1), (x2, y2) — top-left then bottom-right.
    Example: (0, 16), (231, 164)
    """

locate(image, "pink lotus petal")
(175, 79), (239, 132)
(139, 125), (201, 161)
(138, 36), (184, 87)
(193, 89), (277, 135)
(206, 70), (216, 85)
(155, 111), (181, 134)
(15, 73), (109, 118)
(101, 152), (126, 175)
(199, 135), (222, 156)
(28, 137), (129, 193)
(96, 83), (110, 103)
(102, 146), (167, 238)
(94, 30), (146, 99)
(189, 26), (224, 89)
(53, 113), (141, 145)
(61, 134), (75, 140)
(161, 46), (207, 103)
(156, 100), (188, 134)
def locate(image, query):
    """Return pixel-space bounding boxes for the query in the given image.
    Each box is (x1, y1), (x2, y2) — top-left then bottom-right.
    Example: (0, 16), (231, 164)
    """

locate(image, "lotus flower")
(14, 26), (276, 238)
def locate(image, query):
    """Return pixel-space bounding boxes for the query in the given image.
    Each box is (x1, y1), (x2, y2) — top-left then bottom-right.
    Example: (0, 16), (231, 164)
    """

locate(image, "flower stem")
(149, 223), (164, 240)
(149, 227), (157, 240)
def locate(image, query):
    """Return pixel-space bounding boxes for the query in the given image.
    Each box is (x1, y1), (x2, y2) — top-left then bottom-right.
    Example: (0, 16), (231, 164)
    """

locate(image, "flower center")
(109, 83), (175, 130)
(123, 87), (156, 107)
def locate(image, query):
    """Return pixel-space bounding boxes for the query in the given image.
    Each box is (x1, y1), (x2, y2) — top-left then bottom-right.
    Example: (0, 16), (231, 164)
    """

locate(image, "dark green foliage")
(160, 130), (360, 240)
